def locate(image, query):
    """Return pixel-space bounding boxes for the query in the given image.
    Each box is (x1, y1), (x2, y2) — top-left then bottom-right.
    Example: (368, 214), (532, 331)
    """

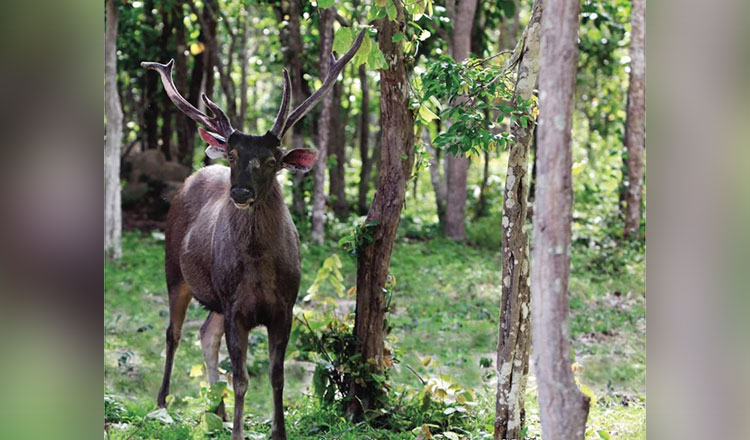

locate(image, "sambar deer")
(141, 29), (365, 440)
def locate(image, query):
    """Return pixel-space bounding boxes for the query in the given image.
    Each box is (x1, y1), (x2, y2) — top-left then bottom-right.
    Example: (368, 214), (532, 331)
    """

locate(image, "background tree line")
(105, 0), (645, 438)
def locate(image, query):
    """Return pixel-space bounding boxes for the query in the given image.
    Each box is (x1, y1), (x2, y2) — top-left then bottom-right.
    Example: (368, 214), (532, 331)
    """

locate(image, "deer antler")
(141, 59), (234, 140)
(269, 69), (291, 138)
(271, 29), (366, 141)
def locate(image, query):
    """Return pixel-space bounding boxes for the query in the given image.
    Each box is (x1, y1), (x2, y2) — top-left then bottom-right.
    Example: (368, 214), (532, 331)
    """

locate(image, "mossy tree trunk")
(494, 1), (542, 438)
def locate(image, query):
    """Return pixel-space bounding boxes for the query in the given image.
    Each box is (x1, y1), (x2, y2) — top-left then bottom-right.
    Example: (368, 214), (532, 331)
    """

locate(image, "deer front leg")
(200, 312), (226, 420)
(267, 315), (292, 440)
(224, 311), (249, 440)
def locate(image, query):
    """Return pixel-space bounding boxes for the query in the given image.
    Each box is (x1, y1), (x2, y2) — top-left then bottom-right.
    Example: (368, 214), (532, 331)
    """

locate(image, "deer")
(141, 29), (365, 440)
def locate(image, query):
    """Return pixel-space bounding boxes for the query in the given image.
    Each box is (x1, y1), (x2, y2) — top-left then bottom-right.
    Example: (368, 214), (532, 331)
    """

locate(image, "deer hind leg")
(157, 281), (192, 407)
(267, 314), (292, 440)
(224, 310), (250, 440)
(200, 311), (226, 420)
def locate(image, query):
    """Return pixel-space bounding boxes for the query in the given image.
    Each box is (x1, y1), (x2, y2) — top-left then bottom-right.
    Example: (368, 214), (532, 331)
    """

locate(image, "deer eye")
(265, 158), (277, 168)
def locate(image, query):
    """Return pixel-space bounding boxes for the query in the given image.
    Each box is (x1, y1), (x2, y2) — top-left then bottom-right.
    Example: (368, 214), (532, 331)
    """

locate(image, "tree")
(329, 79), (350, 217)
(105, 0), (123, 260)
(274, 0), (311, 217)
(623, 0), (645, 238)
(311, 7), (336, 245)
(357, 64), (373, 215)
(348, 3), (415, 417)
(443, 0), (479, 241)
(531, 0), (590, 437)
(494, 1), (542, 438)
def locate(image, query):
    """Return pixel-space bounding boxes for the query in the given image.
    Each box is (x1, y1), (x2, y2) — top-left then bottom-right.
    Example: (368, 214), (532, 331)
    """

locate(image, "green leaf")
(352, 32), (372, 66)
(374, 0), (388, 6)
(368, 6), (386, 21)
(368, 45), (388, 70)
(392, 32), (403, 43)
(317, 0), (334, 8)
(419, 104), (440, 123)
(201, 412), (224, 433)
(332, 27), (353, 54)
(597, 430), (611, 440)
(386, 0), (397, 20)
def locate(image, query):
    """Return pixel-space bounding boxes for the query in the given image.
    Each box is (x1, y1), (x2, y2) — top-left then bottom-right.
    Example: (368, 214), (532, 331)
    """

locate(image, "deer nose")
(230, 188), (254, 205)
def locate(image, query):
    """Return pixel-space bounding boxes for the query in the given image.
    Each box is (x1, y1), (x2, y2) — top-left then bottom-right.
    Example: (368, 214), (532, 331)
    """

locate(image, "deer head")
(141, 30), (365, 208)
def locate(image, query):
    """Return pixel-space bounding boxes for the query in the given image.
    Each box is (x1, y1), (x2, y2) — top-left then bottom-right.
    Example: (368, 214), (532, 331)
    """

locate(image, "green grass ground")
(105, 223), (644, 439)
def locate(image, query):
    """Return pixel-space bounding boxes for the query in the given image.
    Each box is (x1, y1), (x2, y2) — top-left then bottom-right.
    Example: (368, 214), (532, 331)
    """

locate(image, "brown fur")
(158, 162), (302, 440)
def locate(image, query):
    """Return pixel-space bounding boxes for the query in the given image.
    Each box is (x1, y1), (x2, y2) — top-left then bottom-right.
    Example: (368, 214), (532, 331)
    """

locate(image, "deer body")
(143, 30), (366, 440)
(170, 166), (300, 319)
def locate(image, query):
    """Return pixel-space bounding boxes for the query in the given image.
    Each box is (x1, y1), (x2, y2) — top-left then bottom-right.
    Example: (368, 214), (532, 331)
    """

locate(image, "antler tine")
(278, 29), (366, 139)
(269, 69), (292, 138)
(141, 59), (234, 138)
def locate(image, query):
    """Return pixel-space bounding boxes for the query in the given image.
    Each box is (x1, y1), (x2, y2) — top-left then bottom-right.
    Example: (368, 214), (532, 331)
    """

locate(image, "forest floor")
(105, 225), (645, 439)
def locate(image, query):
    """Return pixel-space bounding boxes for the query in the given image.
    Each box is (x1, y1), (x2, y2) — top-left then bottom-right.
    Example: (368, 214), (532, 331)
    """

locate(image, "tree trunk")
(174, 2), (194, 168)
(348, 4), (415, 418)
(444, 0), (479, 241)
(475, 109), (491, 220)
(311, 8), (335, 245)
(201, 0), (218, 167)
(357, 64), (372, 215)
(275, 0), (310, 217)
(143, 0), (159, 151)
(531, 0), (590, 438)
(105, 0), (123, 260)
(239, 5), (250, 131)
(329, 80), (349, 216)
(623, 0), (646, 238)
(494, 1), (542, 438)
(422, 127), (447, 225)
(159, 5), (173, 160)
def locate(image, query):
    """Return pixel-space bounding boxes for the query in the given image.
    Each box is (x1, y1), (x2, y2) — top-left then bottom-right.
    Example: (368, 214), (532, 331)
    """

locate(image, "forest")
(104, 0), (646, 438)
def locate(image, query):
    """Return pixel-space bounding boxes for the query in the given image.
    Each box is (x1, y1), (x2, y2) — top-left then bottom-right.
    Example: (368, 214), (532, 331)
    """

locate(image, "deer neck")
(225, 179), (285, 248)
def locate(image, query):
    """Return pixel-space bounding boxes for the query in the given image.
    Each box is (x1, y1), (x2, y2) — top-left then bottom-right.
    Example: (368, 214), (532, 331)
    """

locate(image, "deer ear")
(199, 127), (228, 160)
(280, 148), (318, 173)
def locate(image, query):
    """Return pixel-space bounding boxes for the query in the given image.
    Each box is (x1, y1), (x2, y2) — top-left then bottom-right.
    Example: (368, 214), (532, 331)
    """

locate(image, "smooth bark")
(105, 0), (123, 259)
(623, 0), (646, 238)
(311, 8), (335, 245)
(494, 1), (542, 438)
(531, 0), (590, 438)
(348, 4), (415, 417)
(444, 0), (479, 241)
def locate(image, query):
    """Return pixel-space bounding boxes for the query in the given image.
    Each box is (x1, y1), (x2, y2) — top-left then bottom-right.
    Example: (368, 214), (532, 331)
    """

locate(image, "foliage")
(338, 219), (380, 257)
(416, 55), (536, 157)
(305, 254), (346, 301)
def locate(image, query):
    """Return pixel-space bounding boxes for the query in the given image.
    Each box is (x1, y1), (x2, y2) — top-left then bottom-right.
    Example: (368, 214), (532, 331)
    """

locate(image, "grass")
(105, 213), (645, 439)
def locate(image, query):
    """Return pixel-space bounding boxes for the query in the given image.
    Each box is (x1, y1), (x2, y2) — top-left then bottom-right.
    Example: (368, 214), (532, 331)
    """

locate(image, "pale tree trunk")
(357, 64), (372, 215)
(105, 0), (123, 260)
(623, 0), (646, 238)
(311, 8), (335, 245)
(531, 0), (590, 438)
(348, 3), (415, 418)
(494, 1), (542, 438)
(422, 127), (447, 225)
(444, 0), (478, 241)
